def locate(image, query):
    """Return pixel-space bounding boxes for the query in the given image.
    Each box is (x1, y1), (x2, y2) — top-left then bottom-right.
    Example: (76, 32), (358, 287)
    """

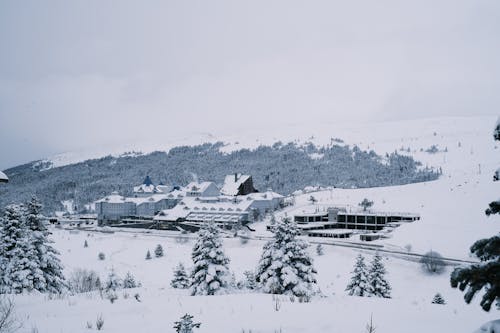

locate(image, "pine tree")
(190, 223), (231, 296)
(450, 120), (500, 312)
(0, 204), (43, 294)
(243, 270), (257, 290)
(24, 196), (66, 293)
(145, 250), (152, 260)
(432, 293), (446, 304)
(84, 240), (88, 248)
(346, 254), (370, 297)
(154, 244), (164, 258)
(316, 244), (324, 256)
(123, 272), (138, 289)
(367, 253), (391, 298)
(255, 218), (318, 299)
(105, 269), (122, 292)
(171, 263), (190, 289)
(173, 313), (201, 333)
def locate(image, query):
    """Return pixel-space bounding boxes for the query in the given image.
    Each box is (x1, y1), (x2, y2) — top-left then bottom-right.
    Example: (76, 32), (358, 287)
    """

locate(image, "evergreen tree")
(0, 204), (43, 294)
(367, 253), (391, 298)
(243, 270), (257, 290)
(359, 198), (374, 211)
(123, 272), (138, 289)
(451, 121), (500, 312)
(24, 196), (66, 293)
(316, 244), (324, 256)
(154, 244), (164, 258)
(432, 293), (446, 305)
(171, 263), (190, 289)
(255, 218), (318, 299)
(190, 223), (230, 296)
(346, 254), (370, 297)
(173, 314), (201, 333)
(105, 269), (122, 292)
(84, 240), (88, 248)
(145, 250), (152, 260)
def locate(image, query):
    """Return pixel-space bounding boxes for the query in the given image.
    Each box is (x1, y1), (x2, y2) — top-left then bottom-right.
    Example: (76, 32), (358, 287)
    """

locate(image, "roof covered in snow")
(0, 171), (8, 183)
(220, 173), (251, 196)
(184, 181), (217, 194)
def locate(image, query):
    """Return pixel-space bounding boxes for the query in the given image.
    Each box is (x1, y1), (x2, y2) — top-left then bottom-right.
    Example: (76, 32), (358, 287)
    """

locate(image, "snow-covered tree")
(316, 244), (324, 256)
(346, 254), (370, 297)
(432, 293), (446, 305)
(171, 263), (190, 289)
(123, 272), (139, 289)
(84, 240), (88, 248)
(359, 198), (374, 211)
(242, 270), (257, 290)
(367, 253), (391, 298)
(190, 223), (231, 296)
(173, 313), (201, 333)
(145, 250), (152, 260)
(451, 120), (500, 312)
(105, 269), (122, 292)
(154, 244), (164, 258)
(0, 204), (44, 294)
(255, 218), (318, 299)
(23, 197), (66, 293)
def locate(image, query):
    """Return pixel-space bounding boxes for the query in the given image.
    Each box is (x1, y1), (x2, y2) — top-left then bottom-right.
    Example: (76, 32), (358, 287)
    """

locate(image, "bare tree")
(420, 251), (446, 274)
(0, 297), (21, 333)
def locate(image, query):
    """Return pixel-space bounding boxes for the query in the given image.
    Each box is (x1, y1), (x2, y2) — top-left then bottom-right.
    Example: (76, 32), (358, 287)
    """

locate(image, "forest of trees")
(0, 141), (439, 214)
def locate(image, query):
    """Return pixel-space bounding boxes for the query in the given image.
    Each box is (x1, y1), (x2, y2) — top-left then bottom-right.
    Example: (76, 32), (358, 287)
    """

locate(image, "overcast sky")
(1, 0), (499, 169)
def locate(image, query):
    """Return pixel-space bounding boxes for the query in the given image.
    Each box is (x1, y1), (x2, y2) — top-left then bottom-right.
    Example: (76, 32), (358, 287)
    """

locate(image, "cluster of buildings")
(95, 174), (284, 229)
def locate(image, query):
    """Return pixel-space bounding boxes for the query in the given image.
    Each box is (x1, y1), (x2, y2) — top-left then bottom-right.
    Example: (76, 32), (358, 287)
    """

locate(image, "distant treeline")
(0, 141), (439, 213)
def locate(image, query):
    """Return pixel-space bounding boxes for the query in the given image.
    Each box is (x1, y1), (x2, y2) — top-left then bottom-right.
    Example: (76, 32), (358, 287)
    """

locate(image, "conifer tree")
(190, 223), (230, 296)
(123, 272), (138, 289)
(145, 250), (152, 260)
(24, 196), (66, 293)
(105, 269), (122, 292)
(84, 240), (88, 248)
(155, 244), (164, 258)
(367, 253), (391, 298)
(173, 314), (201, 333)
(255, 218), (317, 299)
(346, 254), (370, 297)
(243, 270), (257, 290)
(432, 293), (446, 305)
(0, 204), (43, 294)
(316, 244), (324, 256)
(171, 263), (190, 289)
(451, 120), (500, 311)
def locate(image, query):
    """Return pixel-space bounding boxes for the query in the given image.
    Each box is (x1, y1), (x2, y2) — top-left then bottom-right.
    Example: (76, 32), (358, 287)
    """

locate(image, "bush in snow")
(122, 272), (139, 289)
(155, 244), (164, 258)
(420, 250), (445, 274)
(255, 218), (318, 300)
(316, 244), (324, 256)
(190, 223), (231, 296)
(104, 269), (122, 292)
(171, 263), (190, 289)
(145, 250), (152, 260)
(345, 254), (370, 297)
(241, 270), (257, 290)
(0, 296), (21, 333)
(367, 252), (391, 298)
(84, 240), (88, 248)
(95, 314), (104, 330)
(68, 269), (101, 293)
(174, 313), (201, 333)
(432, 293), (446, 305)
(98, 252), (105, 261)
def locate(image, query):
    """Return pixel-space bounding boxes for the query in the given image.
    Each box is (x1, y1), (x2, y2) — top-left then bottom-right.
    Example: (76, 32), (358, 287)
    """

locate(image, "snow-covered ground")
(8, 116), (500, 332)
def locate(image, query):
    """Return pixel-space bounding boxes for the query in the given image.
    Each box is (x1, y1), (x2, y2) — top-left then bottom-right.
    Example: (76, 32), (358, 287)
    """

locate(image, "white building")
(185, 181), (220, 197)
(0, 171), (8, 183)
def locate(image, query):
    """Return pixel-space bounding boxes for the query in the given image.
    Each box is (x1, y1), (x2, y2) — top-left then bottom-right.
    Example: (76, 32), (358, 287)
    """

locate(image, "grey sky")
(1, 0), (499, 169)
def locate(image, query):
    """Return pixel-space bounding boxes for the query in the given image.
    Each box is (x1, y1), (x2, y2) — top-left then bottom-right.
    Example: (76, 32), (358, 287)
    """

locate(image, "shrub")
(420, 251), (446, 274)
(155, 244), (164, 258)
(98, 252), (105, 260)
(68, 269), (102, 293)
(96, 314), (104, 330)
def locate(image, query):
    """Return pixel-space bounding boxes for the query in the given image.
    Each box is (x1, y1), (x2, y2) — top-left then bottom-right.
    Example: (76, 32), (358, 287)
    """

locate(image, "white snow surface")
(8, 115), (500, 332)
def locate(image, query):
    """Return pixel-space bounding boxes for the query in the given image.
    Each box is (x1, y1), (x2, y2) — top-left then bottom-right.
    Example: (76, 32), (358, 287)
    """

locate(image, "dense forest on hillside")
(0, 142), (439, 213)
